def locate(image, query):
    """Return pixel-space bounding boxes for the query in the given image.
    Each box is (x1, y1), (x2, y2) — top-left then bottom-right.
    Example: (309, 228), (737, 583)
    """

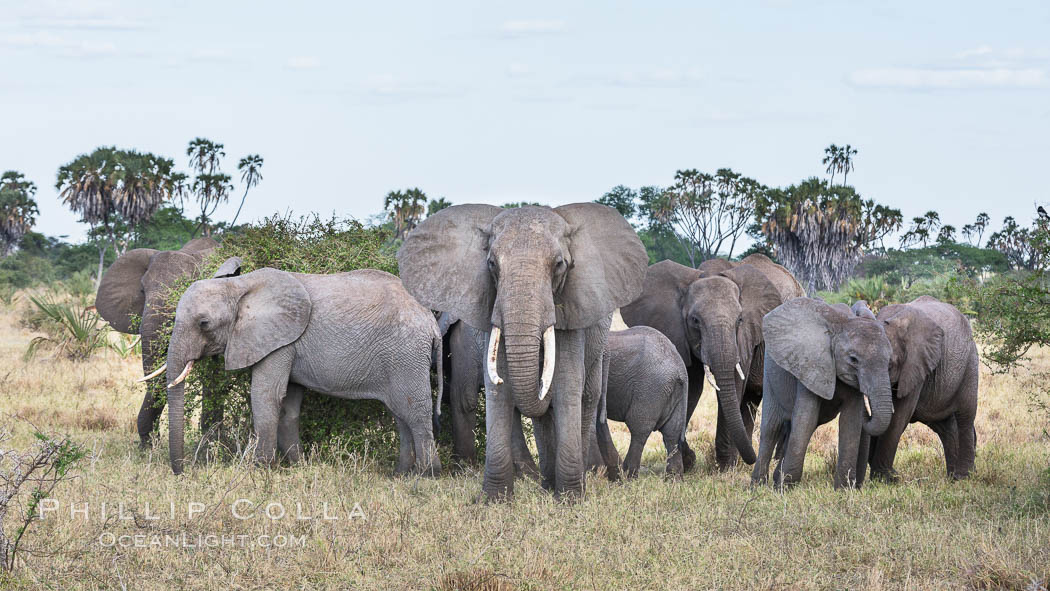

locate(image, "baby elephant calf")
(595, 326), (689, 479)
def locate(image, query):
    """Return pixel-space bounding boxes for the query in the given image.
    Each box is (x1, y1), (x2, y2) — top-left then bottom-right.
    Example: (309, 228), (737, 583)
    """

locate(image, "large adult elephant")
(398, 204), (647, 501)
(94, 237), (236, 447)
(870, 296), (979, 481)
(619, 254), (804, 471)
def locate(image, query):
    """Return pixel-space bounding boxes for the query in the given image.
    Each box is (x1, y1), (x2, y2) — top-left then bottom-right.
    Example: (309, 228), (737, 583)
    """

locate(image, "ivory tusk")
(539, 326), (556, 400)
(138, 363), (167, 383)
(486, 326), (503, 386)
(167, 360), (195, 389)
(704, 365), (720, 392)
(736, 363), (746, 380)
(863, 394), (872, 417)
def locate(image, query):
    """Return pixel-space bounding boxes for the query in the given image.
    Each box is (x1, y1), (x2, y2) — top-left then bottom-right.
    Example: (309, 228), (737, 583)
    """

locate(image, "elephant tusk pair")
(539, 326), (556, 400)
(138, 363), (167, 383)
(167, 360), (194, 389)
(704, 366), (720, 392)
(486, 325), (556, 401)
(736, 363), (746, 380)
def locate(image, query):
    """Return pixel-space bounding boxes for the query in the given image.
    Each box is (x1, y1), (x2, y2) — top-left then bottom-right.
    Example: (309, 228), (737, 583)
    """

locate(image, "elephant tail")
(431, 332), (443, 435)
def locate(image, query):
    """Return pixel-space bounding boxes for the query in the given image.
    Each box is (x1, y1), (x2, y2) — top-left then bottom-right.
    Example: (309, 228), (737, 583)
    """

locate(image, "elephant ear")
(225, 269), (312, 370)
(619, 260), (699, 364)
(851, 300), (876, 319)
(553, 203), (648, 330)
(885, 306), (944, 398)
(95, 248), (158, 334)
(436, 311), (459, 337)
(212, 256), (242, 278)
(397, 204), (502, 332)
(721, 264), (782, 364)
(763, 298), (838, 400)
(697, 257), (734, 278)
(179, 237), (218, 254)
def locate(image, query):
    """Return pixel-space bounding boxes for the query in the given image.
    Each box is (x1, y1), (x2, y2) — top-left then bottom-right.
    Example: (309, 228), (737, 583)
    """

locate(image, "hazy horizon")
(3, 0), (1048, 244)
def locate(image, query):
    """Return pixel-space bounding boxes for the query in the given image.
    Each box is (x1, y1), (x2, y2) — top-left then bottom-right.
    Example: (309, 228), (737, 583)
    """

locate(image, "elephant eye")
(848, 354), (859, 364)
(199, 318), (211, 331)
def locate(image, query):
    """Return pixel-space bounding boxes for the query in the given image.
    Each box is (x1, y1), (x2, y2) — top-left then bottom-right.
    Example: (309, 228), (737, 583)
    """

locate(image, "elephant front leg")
(869, 393), (920, 483)
(681, 363), (705, 472)
(277, 383), (305, 464)
(834, 395), (864, 489)
(752, 400), (787, 486)
(511, 410), (540, 480)
(481, 379), (516, 501)
(776, 386), (821, 488)
(136, 350), (165, 448)
(450, 360), (482, 464)
(248, 347), (295, 467)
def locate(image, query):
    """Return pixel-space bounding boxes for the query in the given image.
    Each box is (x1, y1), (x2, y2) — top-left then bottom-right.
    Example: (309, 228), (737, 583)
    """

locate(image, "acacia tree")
(987, 216), (1047, 270)
(57, 147), (181, 288)
(230, 154), (263, 228)
(648, 168), (761, 266)
(596, 185), (638, 223)
(383, 188), (427, 239)
(185, 138), (232, 236)
(0, 171), (39, 256)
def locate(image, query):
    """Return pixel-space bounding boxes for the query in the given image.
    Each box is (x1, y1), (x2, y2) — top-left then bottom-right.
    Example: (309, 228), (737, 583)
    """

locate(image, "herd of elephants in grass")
(94, 201), (980, 502)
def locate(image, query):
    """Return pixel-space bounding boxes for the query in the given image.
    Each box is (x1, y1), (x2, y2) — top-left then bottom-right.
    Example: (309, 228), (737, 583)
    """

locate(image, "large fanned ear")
(95, 248), (158, 334)
(722, 265), (782, 365)
(883, 306), (943, 398)
(397, 204), (501, 332)
(224, 269), (312, 370)
(619, 260), (699, 364)
(553, 203), (648, 330)
(179, 237), (219, 254)
(212, 256), (242, 278)
(762, 298), (837, 400)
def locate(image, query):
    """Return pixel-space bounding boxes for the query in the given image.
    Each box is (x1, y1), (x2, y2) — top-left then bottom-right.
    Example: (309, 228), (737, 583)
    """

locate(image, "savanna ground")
(1, 299), (1048, 590)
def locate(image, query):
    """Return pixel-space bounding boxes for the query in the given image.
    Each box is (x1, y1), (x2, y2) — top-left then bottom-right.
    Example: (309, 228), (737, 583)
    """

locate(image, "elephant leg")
(553, 383), (585, 501)
(596, 422), (622, 481)
(752, 401), (786, 486)
(714, 408), (739, 470)
(681, 363), (704, 472)
(393, 416), (415, 475)
(952, 367), (979, 479)
(450, 359), (482, 465)
(623, 430), (647, 479)
(834, 395), (864, 489)
(248, 347), (295, 467)
(855, 433), (870, 489)
(870, 393), (920, 483)
(777, 386), (821, 488)
(277, 383), (304, 464)
(199, 367), (227, 451)
(511, 410), (540, 480)
(409, 419), (441, 477)
(586, 433), (603, 472)
(136, 350), (165, 448)
(927, 416), (959, 479)
(661, 428), (683, 480)
(481, 380), (516, 501)
(533, 412), (557, 492)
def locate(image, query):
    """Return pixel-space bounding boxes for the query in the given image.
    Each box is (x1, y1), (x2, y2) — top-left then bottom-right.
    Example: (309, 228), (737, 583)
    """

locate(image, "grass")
(0, 299), (1048, 590)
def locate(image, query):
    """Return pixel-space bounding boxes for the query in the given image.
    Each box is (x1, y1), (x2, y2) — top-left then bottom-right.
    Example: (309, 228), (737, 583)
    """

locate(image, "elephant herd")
(96, 203), (980, 501)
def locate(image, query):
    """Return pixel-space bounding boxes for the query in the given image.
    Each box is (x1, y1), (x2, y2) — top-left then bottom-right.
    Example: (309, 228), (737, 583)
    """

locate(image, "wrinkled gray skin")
(94, 237), (232, 447)
(752, 298), (894, 489)
(398, 204), (647, 501)
(871, 296), (979, 481)
(166, 262), (442, 476)
(620, 254), (804, 471)
(438, 313), (539, 478)
(593, 326), (688, 479)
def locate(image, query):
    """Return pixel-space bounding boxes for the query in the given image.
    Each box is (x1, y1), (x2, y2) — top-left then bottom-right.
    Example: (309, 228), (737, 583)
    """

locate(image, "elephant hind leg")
(511, 410), (540, 481)
(927, 416), (959, 479)
(622, 431), (648, 479)
(393, 416), (416, 475)
(409, 421), (441, 477)
(952, 362), (979, 480)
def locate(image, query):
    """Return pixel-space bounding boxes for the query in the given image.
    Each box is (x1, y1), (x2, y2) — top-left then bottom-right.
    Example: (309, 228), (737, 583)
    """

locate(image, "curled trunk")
(860, 370), (893, 436)
(712, 361), (756, 464)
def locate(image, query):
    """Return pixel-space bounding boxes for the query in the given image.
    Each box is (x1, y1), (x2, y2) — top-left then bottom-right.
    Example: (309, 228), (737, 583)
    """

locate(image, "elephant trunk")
(165, 324), (198, 475)
(860, 369), (893, 436)
(711, 360), (757, 464)
(502, 325), (552, 417)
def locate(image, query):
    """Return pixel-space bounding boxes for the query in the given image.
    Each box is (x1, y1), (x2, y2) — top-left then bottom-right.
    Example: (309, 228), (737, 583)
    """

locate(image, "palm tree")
(186, 138), (231, 236)
(427, 197), (452, 216)
(822, 144), (840, 186)
(57, 147), (180, 288)
(0, 171), (39, 256)
(839, 144), (858, 185)
(230, 154), (264, 227)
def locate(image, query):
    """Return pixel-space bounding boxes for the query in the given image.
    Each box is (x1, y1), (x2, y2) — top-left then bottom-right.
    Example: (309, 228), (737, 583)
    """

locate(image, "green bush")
(149, 214), (440, 466)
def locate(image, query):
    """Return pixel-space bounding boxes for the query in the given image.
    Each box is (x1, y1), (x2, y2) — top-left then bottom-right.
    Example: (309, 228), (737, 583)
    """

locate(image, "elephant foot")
(870, 468), (900, 484)
(482, 486), (513, 503)
(681, 444), (697, 473)
(138, 436), (154, 450)
(663, 470), (683, 482)
(514, 457), (541, 482)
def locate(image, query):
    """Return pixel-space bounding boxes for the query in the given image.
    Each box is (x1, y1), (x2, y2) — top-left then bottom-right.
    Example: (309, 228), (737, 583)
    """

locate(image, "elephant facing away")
(399, 204), (647, 501)
(619, 254), (804, 472)
(752, 298), (894, 489)
(94, 237), (235, 447)
(871, 296), (979, 481)
(593, 326), (688, 479)
(437, 312), (539, 478)
(165, 261), (442, 476)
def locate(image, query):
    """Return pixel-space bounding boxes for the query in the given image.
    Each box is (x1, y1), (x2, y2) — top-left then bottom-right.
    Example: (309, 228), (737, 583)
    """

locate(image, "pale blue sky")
(2, 0), (1049, 243)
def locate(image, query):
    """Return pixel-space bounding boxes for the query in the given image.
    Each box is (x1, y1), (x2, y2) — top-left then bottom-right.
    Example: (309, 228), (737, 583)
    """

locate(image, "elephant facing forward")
(165, 260), (442, 476)
(399, 204), (647, 501)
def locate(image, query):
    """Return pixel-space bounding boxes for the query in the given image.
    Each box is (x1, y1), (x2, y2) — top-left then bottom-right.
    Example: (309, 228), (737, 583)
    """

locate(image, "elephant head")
(878, 302), (944, 399)
(763, 298), (894, 436)
(165, 259), (312, 474)
(397, 204), (647, 417)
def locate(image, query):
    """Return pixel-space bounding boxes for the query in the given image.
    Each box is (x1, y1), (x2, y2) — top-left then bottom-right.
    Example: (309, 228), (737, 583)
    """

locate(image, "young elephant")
(871, 296), (979, 481)
(165, 260), (442, 476)
(753, 298), (894, 489)
(595, 326), (688, 479)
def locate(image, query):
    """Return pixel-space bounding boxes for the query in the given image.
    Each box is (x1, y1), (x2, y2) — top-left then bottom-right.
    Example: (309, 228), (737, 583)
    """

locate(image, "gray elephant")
(593, 326), (688, 479)
(870, 296), (979, 481)
(752, 298), (894, 489)
(94, 237), (234, 447)
(619, 254), (804, 471)
(164, 260), (442, 476)
(398, 204), (647, 501)
(437, 312), (539, 478)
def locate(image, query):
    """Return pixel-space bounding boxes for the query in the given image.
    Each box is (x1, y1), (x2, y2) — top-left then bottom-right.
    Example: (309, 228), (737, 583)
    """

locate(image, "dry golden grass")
(1, 302), (1048, 590)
